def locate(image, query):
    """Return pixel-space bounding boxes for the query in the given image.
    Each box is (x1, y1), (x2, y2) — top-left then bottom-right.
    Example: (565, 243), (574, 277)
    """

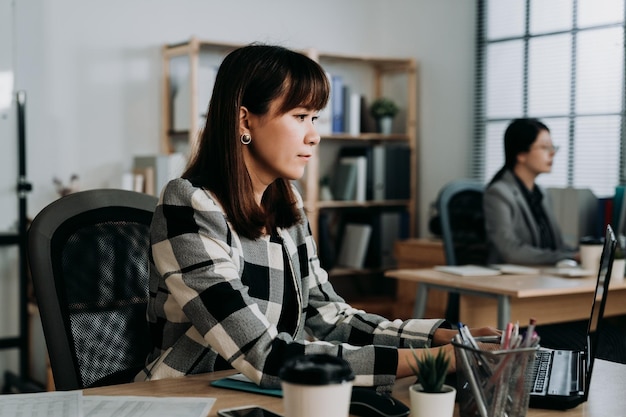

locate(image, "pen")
(457, 322), (467, 344)
(524, 318), (537, 347)
(455, 336), (489, 417)
(459, 323), (480, 350)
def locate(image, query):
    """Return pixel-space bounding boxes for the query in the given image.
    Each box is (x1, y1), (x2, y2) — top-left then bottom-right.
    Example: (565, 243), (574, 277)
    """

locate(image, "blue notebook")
(210, 373), (283, 397)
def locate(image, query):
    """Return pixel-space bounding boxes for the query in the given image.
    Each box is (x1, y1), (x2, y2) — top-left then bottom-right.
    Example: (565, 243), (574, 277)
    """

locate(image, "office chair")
(436, 179), (487, 321)
(28, 189), (158, 390)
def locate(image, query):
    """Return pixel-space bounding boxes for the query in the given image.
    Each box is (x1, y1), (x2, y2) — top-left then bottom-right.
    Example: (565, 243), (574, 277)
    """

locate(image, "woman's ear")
(239, 106), (250, 135)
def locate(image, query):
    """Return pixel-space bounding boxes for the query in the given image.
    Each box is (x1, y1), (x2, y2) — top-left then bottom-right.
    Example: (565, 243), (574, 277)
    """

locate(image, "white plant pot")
(409, 383), (456, 417)
(377, 116), (393, 134)
(611, 258), (625, 282)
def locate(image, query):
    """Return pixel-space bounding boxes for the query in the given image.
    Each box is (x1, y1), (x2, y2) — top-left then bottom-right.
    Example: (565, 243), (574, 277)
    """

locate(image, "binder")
(372, 144), (411, 200)
(336, 223), (372, 268)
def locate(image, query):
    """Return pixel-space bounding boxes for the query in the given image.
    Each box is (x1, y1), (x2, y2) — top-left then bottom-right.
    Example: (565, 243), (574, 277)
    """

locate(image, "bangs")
(278, 57), (330, 113)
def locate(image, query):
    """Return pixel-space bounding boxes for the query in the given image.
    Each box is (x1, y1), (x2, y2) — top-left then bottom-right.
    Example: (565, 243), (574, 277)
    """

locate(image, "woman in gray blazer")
(484, 118), (578, 265)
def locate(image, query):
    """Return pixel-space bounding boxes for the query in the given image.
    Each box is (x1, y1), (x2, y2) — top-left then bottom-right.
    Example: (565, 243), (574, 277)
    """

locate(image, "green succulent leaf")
(408, 345), (450, 393)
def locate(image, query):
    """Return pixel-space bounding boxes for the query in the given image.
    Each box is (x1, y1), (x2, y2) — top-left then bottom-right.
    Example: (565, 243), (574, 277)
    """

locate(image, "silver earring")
(240, 133), (251, 145)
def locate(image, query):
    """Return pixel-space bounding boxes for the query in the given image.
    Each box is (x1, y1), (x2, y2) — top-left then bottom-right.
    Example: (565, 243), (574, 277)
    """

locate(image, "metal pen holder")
(452, 336), (538, 417)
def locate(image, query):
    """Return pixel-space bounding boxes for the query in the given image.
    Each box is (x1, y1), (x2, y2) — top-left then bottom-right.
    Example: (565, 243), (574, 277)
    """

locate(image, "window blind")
(474, 0), (626, 198)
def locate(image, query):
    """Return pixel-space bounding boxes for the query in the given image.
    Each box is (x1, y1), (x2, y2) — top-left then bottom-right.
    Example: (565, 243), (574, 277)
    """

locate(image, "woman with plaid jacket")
(136, 44), (497, 389)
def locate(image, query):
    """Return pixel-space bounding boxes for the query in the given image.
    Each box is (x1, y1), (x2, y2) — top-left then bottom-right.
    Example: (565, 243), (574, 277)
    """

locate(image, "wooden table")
(385, 268), (626, 329)
(392, 238), (447, 319)
(84, 360), (626, 417)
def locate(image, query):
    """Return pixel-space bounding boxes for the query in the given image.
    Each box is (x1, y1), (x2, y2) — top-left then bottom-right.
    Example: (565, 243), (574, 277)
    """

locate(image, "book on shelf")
(359, 96), (376, 133)
(331, 75), (344, 133)
(342, 88), (361, 136)
(133, 153), (186, 196)
(122, 171), (148, 194)
(372, 143), (411, 200)
(336, 223), (372, 269)
(347, 156), (367, 202)
(597, 197), (613, 238)
(331, 157), (358, 201)
(331, 155), (367, 201)
(339, 146), (373, 200)
(316, 72), (333, 135)
(340, 208), (409, 269)
(337, 144), (410, 201)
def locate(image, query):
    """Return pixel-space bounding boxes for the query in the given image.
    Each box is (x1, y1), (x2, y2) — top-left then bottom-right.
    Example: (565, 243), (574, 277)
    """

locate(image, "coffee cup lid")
(580, 235), (604, 245)
(279, 354), (355, 385)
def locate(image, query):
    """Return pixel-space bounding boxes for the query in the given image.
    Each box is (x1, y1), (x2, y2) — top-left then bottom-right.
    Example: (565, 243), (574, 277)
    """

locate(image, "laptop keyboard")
(531, 350), (552, 393)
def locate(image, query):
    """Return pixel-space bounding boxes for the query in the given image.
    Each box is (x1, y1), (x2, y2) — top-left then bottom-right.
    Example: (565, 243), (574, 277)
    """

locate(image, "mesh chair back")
(437, 180), (487, 266)
(28, 189), (157, 390)
(435, 180), (487, 322)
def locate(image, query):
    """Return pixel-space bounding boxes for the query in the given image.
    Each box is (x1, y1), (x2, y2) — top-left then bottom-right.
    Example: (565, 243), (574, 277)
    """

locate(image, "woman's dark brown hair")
(488, 118), (550, 186)
(183, 44), (330, 239)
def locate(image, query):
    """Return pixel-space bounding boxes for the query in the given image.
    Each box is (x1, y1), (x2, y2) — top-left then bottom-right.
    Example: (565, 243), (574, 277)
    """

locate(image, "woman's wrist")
(433, 328), (457, 346)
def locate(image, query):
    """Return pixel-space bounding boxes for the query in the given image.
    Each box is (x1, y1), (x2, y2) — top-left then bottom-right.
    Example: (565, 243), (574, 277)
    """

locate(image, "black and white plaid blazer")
(136, 178), (445, 389)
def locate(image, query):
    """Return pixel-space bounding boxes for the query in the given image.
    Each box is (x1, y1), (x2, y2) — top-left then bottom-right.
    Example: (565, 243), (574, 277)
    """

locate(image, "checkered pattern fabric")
(136, 178), (445, 389)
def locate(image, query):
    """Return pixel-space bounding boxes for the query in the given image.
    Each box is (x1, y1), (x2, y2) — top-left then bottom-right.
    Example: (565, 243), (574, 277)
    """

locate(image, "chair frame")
(437, 179), (485, 266)
(433, 179), (485, 322)
(28, 189), (157, 390)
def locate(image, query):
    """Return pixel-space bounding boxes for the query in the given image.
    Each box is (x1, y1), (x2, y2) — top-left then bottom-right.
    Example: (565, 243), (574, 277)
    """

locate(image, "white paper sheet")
(83, 396), (215, 417)
(0, 390), (82, 417)
(0, 391), (215, 417)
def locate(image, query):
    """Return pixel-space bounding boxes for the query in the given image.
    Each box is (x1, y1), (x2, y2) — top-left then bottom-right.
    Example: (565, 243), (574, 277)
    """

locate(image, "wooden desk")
(392, 238), (447, 319)
(385, 268), (626, 329)
(84, 360), (626, 417)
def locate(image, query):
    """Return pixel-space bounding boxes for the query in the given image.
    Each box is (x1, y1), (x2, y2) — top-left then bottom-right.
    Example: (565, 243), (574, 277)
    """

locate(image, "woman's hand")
(397, 326), (502, 378)
(469, 326), (502, 338)
(432, 326), (501, 346)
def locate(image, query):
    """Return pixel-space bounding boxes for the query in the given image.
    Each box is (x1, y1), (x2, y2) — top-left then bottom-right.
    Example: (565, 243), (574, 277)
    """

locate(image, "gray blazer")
(483, 170), (577, 265)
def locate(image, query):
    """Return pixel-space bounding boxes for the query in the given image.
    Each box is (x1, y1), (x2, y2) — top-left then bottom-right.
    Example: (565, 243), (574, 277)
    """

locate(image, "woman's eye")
(312, 116), (319, 124)
(296, 114), (307, 121)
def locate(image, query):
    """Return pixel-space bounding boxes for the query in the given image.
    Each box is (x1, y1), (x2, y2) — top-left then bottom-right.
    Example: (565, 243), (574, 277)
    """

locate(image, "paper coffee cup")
(580, 243), (603, 273)
(279, 354), (355, 417)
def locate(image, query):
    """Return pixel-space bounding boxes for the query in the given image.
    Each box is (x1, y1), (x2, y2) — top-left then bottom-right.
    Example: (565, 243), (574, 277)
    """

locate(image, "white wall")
(1, 0), (476, 383)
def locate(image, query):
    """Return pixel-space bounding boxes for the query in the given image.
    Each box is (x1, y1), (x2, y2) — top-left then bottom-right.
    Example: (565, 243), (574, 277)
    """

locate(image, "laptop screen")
(583, 224), (617, 399)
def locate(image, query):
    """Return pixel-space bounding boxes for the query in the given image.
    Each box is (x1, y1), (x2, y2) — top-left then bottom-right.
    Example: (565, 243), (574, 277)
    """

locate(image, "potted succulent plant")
(407, 346), (456, 417)
(369, 97), (399, 134)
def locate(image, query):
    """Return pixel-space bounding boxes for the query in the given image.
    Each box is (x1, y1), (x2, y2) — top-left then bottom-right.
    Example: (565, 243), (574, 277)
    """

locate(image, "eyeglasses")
(532, 144), (560, 153)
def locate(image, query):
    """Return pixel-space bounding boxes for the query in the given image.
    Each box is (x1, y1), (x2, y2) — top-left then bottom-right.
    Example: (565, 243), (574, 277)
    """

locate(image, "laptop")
(528, 224), (617, 410)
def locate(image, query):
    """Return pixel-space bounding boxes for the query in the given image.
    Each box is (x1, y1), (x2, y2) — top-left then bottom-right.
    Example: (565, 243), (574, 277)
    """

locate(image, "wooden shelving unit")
(161, 39), (419, 316)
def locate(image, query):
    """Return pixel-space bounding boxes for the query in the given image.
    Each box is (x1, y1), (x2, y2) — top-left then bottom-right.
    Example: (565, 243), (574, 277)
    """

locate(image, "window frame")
(473, 0), (626, 197)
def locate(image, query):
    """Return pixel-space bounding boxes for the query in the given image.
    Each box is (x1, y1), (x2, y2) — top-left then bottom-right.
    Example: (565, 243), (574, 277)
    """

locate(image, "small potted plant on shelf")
(369, 97), (399, 134)
(407, 346), (456, 417)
